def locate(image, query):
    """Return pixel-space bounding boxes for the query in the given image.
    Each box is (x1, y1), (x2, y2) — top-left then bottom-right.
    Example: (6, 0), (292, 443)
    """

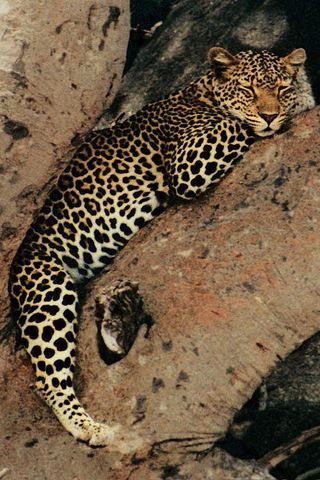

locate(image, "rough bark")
(0, 0), (129, 305)
(126, 449), (277, 480)
(228, 329), (320, 476)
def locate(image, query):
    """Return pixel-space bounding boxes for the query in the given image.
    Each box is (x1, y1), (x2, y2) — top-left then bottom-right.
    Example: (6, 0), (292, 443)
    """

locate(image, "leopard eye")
(278, 85), (291, 95)
(239, 84), (255, 98)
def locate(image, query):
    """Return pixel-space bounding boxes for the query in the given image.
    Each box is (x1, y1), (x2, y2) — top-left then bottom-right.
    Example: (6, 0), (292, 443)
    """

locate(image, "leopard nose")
(259, 113), (278, 124)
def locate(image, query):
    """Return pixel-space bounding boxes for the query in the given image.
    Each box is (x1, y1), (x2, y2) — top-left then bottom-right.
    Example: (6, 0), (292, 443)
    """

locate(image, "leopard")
(9, 46), (315, 448)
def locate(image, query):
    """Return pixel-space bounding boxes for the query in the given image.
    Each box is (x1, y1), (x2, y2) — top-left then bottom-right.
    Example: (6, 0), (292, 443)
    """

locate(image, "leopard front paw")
(77, 420), (144, 452)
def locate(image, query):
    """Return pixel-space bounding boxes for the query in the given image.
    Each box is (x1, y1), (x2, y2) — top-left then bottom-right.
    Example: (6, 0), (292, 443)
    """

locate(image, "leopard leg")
(10, 253), (121, 446)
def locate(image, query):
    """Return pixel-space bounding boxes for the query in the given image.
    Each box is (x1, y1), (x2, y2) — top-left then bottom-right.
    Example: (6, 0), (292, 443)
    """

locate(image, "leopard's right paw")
(87, 422), (121, 447)
(77, 419), (145, 453)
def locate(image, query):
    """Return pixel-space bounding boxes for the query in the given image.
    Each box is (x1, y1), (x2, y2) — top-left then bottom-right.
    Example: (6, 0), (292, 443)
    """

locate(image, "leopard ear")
(208, 47), (238, 79)
(283, 48), (306, 75)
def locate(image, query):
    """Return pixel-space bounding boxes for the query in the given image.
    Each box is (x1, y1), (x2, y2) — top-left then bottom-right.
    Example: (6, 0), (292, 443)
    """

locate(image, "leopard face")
(208, 47), (307, 137)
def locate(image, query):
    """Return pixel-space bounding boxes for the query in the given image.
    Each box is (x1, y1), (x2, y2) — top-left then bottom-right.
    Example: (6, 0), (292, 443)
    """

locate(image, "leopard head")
(208, 47), (307, 137)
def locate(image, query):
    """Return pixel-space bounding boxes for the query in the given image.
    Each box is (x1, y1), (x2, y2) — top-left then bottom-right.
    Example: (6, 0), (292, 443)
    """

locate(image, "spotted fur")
(9, 47), (314, 446)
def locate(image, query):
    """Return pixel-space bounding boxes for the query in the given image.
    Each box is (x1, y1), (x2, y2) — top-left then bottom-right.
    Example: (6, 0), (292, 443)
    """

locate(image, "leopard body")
(9, 47), (314, 446)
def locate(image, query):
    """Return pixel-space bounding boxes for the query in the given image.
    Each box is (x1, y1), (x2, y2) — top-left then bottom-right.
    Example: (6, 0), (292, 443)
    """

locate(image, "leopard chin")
(255, 128), (277, 138)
